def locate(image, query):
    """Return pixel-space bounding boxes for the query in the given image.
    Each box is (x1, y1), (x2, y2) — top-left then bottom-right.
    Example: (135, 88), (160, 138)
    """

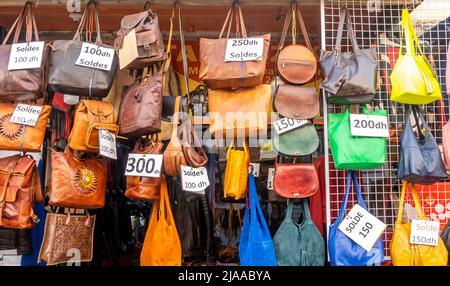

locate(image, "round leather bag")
(272, 122), (319, 157)
(277, 45), (316, 85)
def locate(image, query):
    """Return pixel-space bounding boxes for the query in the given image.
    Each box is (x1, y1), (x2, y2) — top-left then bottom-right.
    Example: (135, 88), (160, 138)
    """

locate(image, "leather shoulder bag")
(49, 147), (107, 209)
(199, 5), (270, 89)
(274, 82), (319, 120)
(114, 3), (166, 69)
(48, 1), (119, 97)
(69, 100), (119, 153)
(0, 2), (50, 101)
(272, 118), (319, 157)
(0, 155), (43, 229)
(0, 103), (51, 153)
(224, 139), (249, 200)
(320, 6), (377, 104)
(163, 96), (186, 177)
(181, 118), (208, 168)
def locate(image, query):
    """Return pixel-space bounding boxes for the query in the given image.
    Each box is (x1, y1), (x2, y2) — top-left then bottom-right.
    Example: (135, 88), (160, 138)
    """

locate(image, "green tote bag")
(328, 105), (386, 170)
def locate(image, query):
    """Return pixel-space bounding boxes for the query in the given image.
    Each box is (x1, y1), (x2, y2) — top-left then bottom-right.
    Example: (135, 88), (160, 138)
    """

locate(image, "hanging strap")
(2, 1), (40, 45)
(335, 6), (360, 52)
(170, 96), (181, 141)
(396, 181), (426, 225)
(337, 171), (367, 222)
(218, 4), (247, 39)
(399, 8), (425, 57)
(73, 0), (102, 45)
(178, 7), (191, 109)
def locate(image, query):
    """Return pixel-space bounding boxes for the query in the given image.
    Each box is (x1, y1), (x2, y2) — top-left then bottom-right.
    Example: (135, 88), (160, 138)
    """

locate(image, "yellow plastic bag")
(224, 140), (249, 200)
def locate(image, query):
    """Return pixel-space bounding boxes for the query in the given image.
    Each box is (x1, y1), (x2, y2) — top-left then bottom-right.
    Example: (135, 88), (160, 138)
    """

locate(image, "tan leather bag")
(163, 96), (186, 177)
(0, 103), (51, 152)
(181, 118), (208, 168)
(199, 5), (270, 89)
(125, 137), (163, 201)
(69, 100), (119, 153)
(0, 155), (43, 229)
(273, 160), (319, 199)
(208, 85), (272, 138)
(50, 148), (107, 209)
(274, 84), (319, 120)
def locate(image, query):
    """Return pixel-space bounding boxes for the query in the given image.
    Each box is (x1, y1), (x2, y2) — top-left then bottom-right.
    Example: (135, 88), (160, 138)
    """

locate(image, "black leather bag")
(320, 6), (377, 104)
(397, 105), (447, 184)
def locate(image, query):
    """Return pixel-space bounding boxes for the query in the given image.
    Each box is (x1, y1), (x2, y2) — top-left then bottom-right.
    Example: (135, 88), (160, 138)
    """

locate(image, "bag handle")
(226, 139), (248, 161)
(404, 105), (428, 142)
(2, 1), (40, 45)
(285, 199), (294, 223)
(73, 1), (102, 45)
(162, 4), (175, 76)
(158, 176), (176, 225)
(248, 173), (271, 238)
(170, 96), (182, 141)
(219, 5), (247, 39)
(178, 7), (191, 110)
(277, 2), (313, 53)
(396, 181), (426, 224)
(399, 8), (425, 58)
(335, 6), (360, 53)
(337, 171), (367, 222)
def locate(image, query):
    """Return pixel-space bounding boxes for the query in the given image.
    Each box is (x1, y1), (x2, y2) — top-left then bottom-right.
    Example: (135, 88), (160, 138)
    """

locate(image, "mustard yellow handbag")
(224, 140), (249, 200)
(390, 181), (448, 266)
(390, 9), (442, 104)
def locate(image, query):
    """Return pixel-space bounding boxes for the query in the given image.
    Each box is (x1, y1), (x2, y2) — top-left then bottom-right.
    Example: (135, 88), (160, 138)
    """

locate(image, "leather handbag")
(118, 68), (162, 137)
(224, 140), (249, 200)
(328, 105), (386, 169)
(273, 199), (325, 266)
(140, 176), (182, 266)
(0, 103), (51, 153)
(114, 5), (166, 69)
(272, 119), (319, 157)
(199, 5), (271, 89)
(69, 100), (119, 153)
(273, 159), (319, 199)
(38, 209), (95, 266)
(208, 85), (272, 138)
(439, 100), (450, 170)
(0, 155), (43, 229)
(239, 174), (277, 266)
(273, 84), (319, 120)
(125, 136), (163, 201)
(163, 96), (186, 177)
(397, 105), (447, 184)
(328, 171), (385, 266)
(441, 220), (450, 264)
(320, 6), (377, 104)
(49, 148), (107, 209)
(0, 2), (50, 101)
(390, 9), (442, 104)
(180, 118), (208, 168)
(48, 2), (119, 97)
(390, 181), (448, 266)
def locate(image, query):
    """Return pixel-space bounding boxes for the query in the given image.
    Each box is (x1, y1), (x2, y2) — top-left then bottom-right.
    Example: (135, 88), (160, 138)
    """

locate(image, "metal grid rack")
(321, 0), (450, 260)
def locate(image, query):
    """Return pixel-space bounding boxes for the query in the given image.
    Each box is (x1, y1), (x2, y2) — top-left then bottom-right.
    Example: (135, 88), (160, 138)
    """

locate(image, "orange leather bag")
(208, 84), (272, 138)
(0, 155), (43, 229)
(69, 100), (119, 152)
(125, 136), (163, 201)
(163, 96), (186, 176)
(0, 103), (51, 152)
(49, 148), (107, 209)
(140, 176), (181, 266)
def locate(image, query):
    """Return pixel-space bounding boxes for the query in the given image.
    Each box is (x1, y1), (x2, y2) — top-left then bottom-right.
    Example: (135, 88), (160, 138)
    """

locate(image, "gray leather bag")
(320, 6), (377, 104)
(48, 2), (118, 97)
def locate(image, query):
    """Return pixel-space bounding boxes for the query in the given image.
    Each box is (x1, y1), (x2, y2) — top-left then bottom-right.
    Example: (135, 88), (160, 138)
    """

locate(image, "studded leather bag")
(49, 147), (107, 209)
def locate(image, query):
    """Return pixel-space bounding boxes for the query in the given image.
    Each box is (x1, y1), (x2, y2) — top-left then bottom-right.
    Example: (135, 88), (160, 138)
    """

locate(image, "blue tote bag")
(239, 174), (277, 266)
(328, 171), (385, 266)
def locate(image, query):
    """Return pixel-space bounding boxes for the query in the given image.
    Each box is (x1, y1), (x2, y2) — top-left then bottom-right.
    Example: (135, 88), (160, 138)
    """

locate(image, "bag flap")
(274, 164), (318, 197)
(0, 156), (35, 176)
(136, 30), (157, 46)
(120, 11), (149, 30)
(275, 85), (319, 119)
(3, 187), (20, 203)
(82, 100), (114, 117)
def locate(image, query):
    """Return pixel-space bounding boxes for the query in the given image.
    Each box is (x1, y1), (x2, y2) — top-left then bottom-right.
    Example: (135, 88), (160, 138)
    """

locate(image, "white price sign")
(8, 42), (45, 70)
(248, 163), (260, 177)
(225, 38), (264, 62)
(410, 219), (439, 246)
(99, 129), (117, 160)
(267, 167), (275, 190)
(181, 165), (210, 193)
(10, 104), (42, 126)
(273, 118), (308, 135)
(338, 204), (386, 252)
(350, 114), (389, 138)
(75, 42), (115, 71)
(125, 153), (163, 178)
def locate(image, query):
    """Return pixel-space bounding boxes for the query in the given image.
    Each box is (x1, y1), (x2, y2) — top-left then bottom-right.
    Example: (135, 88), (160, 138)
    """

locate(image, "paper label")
(225, 38), (264, 62)
(119, 29), (139, 70)
(350, 114), (389, 138)
(248, 163), (260, 177)
(410, 219), (439, 246)
(267, 167), (275, 190)
(10, 104), (42, 126)
(125, 153), (163, 178)
(273, 118), (309, 135)
(181, 165), (210, 193)
(76, 42), (115, 71)
(99, 129), (117, 160)
(8, 42), (45, 70)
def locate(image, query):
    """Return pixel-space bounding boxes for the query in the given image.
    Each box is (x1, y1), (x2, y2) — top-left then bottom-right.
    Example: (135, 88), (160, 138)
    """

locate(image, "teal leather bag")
(273, 199), (325, 266)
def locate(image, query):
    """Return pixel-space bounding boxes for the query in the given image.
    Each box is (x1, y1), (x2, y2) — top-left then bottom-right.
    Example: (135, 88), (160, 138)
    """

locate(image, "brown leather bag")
(0, 2), (50, 101)
(273, 160), (319, 199)
(125, 137), (163, 201)
(208, 85), (272, 138)
(118, 69), (162, 138)
(274, 84), (319, 120)
(163, 96), (186, 177)
(0, 103), (51, 152)
(199, 5), (270, 89)
(50, 148), (107, 209)
(114, 5), (166, 69)
(0, 155), (43, 229)
(69, 100), (119, 153)
(181, 118), (208, 168)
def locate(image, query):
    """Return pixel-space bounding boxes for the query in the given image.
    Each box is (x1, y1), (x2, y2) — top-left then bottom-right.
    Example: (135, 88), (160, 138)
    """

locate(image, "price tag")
(99, 129), (117, 160)
(125, 153), (163, 178)
(248, 163), (260, 177)
(225, 38), (264, 62)
(8, 41), (45, 70)
(75, 42), (115, 71)
(410, 219), (439, 246)
(267, 167), (275, 190)
(10, 104), (43, 126)
(338, 204), (386, 252)
(273, 118), (309, 135)
(181, 165), (210, 193)
(350, 114), (389, 138)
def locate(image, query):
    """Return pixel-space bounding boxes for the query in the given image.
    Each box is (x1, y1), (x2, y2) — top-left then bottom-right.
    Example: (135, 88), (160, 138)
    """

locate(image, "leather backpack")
(0, 155), (43, 229)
